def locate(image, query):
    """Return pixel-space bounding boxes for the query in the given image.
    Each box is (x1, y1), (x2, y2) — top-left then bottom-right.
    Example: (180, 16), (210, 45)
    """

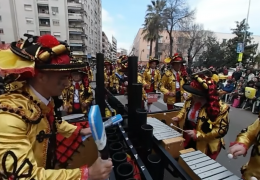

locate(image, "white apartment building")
(0, 0), (102, 58)
(102, 31), (112, 59)
(112, 36), (117, 61)
(118, 48), (127, 56)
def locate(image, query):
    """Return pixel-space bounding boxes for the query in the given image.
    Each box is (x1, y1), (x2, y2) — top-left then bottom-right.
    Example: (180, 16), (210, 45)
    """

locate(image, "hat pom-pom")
(164, 57), (171, 63)
(37, 34), (60, 48)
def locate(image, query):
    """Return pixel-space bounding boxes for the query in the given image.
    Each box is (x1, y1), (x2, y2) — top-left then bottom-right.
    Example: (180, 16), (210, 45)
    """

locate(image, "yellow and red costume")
(230, 119), (260, 180)
(104, 60), (118, 94)
(160, 53), (186, 110)
(176, 71), (229, 160)
(143, 57), (161, 93)
(0, 34), (91, 179)
(138, 72), (147, 108)
(63, 68), (93, 114)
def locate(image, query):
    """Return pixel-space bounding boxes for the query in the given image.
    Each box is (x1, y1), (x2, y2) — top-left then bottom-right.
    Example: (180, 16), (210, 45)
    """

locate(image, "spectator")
(222, 80), (235, 93)
(223, 66), (228, 75)
(246, 69), (255, 81)
(232, 66), (242, 81)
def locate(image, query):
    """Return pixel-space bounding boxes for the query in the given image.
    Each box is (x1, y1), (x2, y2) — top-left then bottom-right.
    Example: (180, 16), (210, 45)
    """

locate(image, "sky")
(102, 0), (260, 53)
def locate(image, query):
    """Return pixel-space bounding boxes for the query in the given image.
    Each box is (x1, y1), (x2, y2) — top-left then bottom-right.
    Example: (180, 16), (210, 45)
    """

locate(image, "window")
(40, 31), (51, 35)
(0, 16), (2, 22)
(53, 32), (61, 38)
(51, 7), (59, 13)
(223, 39), (227, 43)
(53, 19), (60, 26)
(147, 45), (150, 50)
(27, 30), (34, 35)
(24, 4), (32, 11)
(0, 28), (3, 34)
(147, 54), (149, 59)
(26, 18), (33, 24)
(177, 37), (183, 44)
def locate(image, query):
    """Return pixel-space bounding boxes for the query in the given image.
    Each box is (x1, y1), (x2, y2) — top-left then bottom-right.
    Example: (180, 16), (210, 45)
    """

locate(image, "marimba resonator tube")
(116, 162), (134, 180)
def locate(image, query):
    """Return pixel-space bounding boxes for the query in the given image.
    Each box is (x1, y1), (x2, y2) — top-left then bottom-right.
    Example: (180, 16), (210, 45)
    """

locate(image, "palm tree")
(142, 0), (166, 58)
(142, 18), (157, 56)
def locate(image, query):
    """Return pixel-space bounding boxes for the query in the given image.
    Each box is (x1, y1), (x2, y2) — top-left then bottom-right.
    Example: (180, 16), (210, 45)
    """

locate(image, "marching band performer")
(86, 62), (93, 82)
(0, 34), (112, 180)
(172, 70), (229, 160)
(160, 53), (186, 110)
(104, 59), (117, 94)
(143, 57), (161, 112)
(63, 66), (93, 114)
(229, 118), (260, 180)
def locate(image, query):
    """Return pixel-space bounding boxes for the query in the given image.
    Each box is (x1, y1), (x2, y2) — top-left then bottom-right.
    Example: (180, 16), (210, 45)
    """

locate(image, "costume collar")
(172, 69), (179, 74)
(29, 85), (51, 106)
(72, 81), (82, 85)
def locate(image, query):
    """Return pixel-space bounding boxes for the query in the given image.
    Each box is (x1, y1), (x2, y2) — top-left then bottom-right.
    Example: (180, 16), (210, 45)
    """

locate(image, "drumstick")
(163, 113), (186, 132)
(251, 177), (258, 180)
(170, 123), (185, 132)
(227, 154), (233, 159)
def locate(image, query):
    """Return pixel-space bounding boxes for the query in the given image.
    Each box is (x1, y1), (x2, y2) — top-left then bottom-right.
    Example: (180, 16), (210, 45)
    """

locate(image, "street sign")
(238, 53), (243, 62)
(237, 43), (244, 53)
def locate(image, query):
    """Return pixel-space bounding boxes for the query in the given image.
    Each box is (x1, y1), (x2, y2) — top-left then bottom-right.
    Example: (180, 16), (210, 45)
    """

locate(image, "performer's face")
(37, 71), (70, 97)
(71, 72), (82, 82)
(150, 62), (156, 69)
(172, 63), (181, 71)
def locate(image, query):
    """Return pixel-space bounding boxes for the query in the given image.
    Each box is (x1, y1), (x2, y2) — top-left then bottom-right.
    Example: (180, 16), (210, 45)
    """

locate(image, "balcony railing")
(70, 39), (83, 44)
(39, 21), (50, 27)
(37, 0), (48, 2)
(68, 13), (83, 20)
(69, 27), (83, 32)
(38, 10), (50, 17)
(67, 2), (83, 9)
(72, 51), (84, 55)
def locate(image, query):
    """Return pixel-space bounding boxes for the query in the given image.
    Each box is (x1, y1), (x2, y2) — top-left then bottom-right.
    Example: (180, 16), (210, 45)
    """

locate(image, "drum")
(245, 87), (256, 99)
(55, 114), (98, 169)
(147, 93), (159, 103)
(62, 114), (85, 123)
(174, 102), (184, 109)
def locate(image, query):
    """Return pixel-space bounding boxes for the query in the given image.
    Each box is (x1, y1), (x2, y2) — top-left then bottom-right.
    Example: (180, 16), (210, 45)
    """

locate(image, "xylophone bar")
(179, 150), (242, 180)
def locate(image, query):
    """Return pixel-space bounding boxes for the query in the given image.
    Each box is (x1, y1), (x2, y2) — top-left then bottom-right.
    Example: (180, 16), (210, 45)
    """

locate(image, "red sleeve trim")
(80, 165), (89, 180)
(73, 126), (82, 136)
(229, 142), (248, 156)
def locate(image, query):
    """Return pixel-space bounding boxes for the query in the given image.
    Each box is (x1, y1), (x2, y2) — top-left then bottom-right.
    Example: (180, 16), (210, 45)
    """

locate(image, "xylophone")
(147, 117), (185, 158)
(179, 150), (242, 180)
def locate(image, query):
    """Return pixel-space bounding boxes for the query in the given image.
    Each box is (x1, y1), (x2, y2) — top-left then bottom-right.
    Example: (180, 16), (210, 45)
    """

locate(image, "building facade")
(0, 0), (102, 58)
(131, 28), (260, 65)
(112, 36), (117, 61)
(102, 31), (112, 59)
(117, 48), (127, 56)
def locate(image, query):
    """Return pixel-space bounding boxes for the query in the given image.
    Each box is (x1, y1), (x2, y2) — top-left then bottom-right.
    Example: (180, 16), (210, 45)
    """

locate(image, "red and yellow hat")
(0, 34), (85, 78)
(164, 53), (185, 64)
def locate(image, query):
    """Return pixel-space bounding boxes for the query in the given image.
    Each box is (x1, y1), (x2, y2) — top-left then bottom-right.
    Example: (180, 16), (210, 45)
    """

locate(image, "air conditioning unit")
(52, 12), (56, 15)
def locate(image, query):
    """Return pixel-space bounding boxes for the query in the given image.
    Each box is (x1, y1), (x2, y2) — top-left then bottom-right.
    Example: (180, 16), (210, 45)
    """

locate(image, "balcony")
(67, 1), (83, 10)
(38, 5), (49, 17)
(68, 13), (83, 20)
(71, 51), (84, 56)
(39, 18), (50, 28)
(37, 0), (48, 3)
(70, 39), (84, 44)
(69, 27), (83, 32)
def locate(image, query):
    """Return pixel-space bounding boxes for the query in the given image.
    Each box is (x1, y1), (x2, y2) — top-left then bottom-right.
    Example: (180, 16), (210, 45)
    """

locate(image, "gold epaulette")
(0, 88), (43, 124)
(164, 70), (173, 77)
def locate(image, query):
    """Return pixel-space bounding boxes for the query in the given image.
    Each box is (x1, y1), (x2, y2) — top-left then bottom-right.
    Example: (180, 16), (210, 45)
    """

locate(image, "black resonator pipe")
(95, 53), (105, 117)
